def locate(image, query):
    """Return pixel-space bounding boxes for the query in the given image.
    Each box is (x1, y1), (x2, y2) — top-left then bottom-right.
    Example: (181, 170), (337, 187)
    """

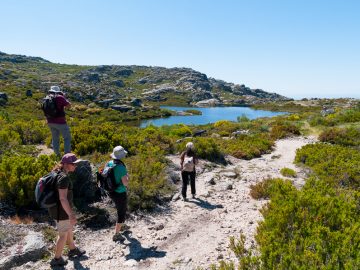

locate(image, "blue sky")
(1, 0), (359, 99)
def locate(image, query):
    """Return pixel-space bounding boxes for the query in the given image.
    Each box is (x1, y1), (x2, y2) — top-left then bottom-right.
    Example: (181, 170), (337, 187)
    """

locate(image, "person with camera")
(43, 85), (72, 157)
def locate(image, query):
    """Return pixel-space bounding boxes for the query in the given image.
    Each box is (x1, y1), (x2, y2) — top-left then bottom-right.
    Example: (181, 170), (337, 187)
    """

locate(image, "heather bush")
(250, 178), (287, 200)
(295, 143), (360, 188)
(0, 154), (56, 207)
(256, 177), (360, 269)
(280, 167), (297, 178)
(220, 134), (274, 160)
(270, 120), (301, 139)
(319, 127), (360, 148)
(126, 145), (173, 210)
(213, 120), (240, 136)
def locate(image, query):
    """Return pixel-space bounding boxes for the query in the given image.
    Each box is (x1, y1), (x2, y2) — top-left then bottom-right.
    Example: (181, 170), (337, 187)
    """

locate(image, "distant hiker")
(47, 153), (86, 266)
(42, 85), (71, 157)
(104, 145), (130, 242)
(180, 142), (198, 201)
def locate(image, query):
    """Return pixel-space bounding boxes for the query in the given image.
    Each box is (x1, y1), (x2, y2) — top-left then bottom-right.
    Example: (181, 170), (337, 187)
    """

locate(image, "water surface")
(140, 106), (286, 127)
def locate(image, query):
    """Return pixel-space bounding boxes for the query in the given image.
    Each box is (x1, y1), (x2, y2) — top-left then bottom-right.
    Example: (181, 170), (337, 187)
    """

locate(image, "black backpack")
(96, 161), (125, 193)
(41, 94), (59, 118)
(35, 171), (59, 208)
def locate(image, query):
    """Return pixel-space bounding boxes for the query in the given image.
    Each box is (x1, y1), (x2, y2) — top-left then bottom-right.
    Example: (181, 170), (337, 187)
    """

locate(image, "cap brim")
(110, 152), (127, 160)
(72, 159), (84, 164)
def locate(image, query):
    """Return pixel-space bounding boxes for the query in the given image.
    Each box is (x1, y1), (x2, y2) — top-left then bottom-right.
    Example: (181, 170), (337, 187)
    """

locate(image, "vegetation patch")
(280, 167), (297, 178)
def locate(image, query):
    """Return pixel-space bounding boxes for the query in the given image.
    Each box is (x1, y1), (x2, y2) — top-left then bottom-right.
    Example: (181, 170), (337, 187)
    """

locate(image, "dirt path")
(18, 136), (316, 270)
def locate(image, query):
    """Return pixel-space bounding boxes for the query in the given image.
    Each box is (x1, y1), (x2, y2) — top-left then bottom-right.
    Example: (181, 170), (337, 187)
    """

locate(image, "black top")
(48, 171), (73, 221)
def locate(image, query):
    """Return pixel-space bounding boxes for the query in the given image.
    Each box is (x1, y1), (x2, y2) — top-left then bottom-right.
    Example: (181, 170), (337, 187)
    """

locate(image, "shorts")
(55, 219), (72, 233)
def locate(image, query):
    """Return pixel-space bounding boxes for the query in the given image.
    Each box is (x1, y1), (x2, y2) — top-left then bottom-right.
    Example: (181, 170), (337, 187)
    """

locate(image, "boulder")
(193, 130), (206, 137)
(130, 98), (142, 107)
(112, 80), (125, 87)
(0, 232), (47, 270)
(111, 104), (133, 112)
(0, 92), (8, 101)
(81, 72), (101, 83)
(25, 90), (33, 97)
(138, 77), (148, 84)
(191, 91), (213, 102)
(0, 92), (8, 105)
(93, 65), (112, 73)
(115, 68), (133, 77)
(195, 98), (221, 107)
(144, 95), (167, 102)
(71, 160), (100, 209)
(72, 91), (85, 102)
(97, 98), (117, 108)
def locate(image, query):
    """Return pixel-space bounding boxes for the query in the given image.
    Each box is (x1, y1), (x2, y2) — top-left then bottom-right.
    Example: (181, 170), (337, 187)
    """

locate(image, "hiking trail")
(14, 136), (316, 270)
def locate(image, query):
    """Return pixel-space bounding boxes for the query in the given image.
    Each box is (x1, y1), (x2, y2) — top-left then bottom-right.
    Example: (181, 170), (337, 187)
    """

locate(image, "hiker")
(105, 145), (130, 242)
(180, 142), (198, 201)
(48, 153), (86, 266)
(43, 85), (71, 157)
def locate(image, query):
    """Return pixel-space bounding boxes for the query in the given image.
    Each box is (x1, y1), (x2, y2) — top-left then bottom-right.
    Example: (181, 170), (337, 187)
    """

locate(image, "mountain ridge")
(0, 51), (291, 108)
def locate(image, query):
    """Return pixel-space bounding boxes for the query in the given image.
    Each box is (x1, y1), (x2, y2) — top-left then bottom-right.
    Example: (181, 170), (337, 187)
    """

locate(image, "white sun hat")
(110, 145), (128, 160)
(186, 142), (194, 149)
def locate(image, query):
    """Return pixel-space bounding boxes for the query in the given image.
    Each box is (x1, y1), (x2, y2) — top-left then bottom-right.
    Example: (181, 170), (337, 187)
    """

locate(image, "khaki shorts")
(55, 220), (72, 233)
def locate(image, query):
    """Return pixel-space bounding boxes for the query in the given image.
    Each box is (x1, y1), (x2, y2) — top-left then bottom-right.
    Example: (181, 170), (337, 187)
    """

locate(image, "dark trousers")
(181, 171), (196, 198)
(109, 192), (127, 223)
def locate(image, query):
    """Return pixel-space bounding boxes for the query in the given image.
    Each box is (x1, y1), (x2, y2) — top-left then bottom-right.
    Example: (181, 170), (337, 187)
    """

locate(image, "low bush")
(184, 109), (202, 115)
(0, 154), (56, 207)
(250, 178), (286, 200)
(270, 121), (301, 139)
(256, 177), (360, 269)
(280, 167), (297, 178)
(221, 134), (274, 160)
(126, 145), (173, 210)
(295, 143), (360, 188)
(319, 127), (360, 148)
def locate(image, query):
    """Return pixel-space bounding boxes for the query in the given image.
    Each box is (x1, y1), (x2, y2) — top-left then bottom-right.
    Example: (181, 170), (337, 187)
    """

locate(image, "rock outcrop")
(0, 51), (291, 107)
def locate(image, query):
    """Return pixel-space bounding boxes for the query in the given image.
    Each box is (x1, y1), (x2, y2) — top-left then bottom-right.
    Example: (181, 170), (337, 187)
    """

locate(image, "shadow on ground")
(122, 231), (166, 261)
(187, 198), (223, 210)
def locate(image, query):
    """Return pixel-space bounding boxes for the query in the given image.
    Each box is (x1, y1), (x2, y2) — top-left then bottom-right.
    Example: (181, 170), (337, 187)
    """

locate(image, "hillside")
(0, 51), (290, 111)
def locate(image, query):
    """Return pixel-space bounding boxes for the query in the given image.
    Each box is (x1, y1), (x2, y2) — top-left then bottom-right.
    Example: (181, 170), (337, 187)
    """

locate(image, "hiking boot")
(50, 256), (68, 266)
(192, 194), (196, 199)
(113, 233), (125, 242)
(182, 197), (188, 202)
(120, 224), (130, 232)
(68, 247), (86, 258)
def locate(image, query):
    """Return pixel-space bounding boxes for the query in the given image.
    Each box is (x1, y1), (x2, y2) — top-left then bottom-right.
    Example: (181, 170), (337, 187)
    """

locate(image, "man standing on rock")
(43, 85), (72, 157)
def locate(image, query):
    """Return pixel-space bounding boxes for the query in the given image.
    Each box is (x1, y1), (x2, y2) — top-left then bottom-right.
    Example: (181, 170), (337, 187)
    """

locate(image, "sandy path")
(18, 136), (316, 270)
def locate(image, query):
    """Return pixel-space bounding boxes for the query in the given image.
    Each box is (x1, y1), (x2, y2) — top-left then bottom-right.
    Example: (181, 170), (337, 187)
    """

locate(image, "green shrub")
(0, 155), (56, 207)
(280, 167), (297, 178)
(214, 120), (240, 136)
(250, 178), (286, 200)
(270, 121), (301, 139)
(184, 109), (202, 115)
(295, 143), (360, 188)
(256, 178), (360, 269)
(126, 145), (173, 210)
(221, 134), (274, 160)
(319, 127), (360, 148)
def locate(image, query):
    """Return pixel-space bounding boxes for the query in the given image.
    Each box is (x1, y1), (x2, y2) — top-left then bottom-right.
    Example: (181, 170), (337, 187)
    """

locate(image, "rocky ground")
(3, 136), (316, 270)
